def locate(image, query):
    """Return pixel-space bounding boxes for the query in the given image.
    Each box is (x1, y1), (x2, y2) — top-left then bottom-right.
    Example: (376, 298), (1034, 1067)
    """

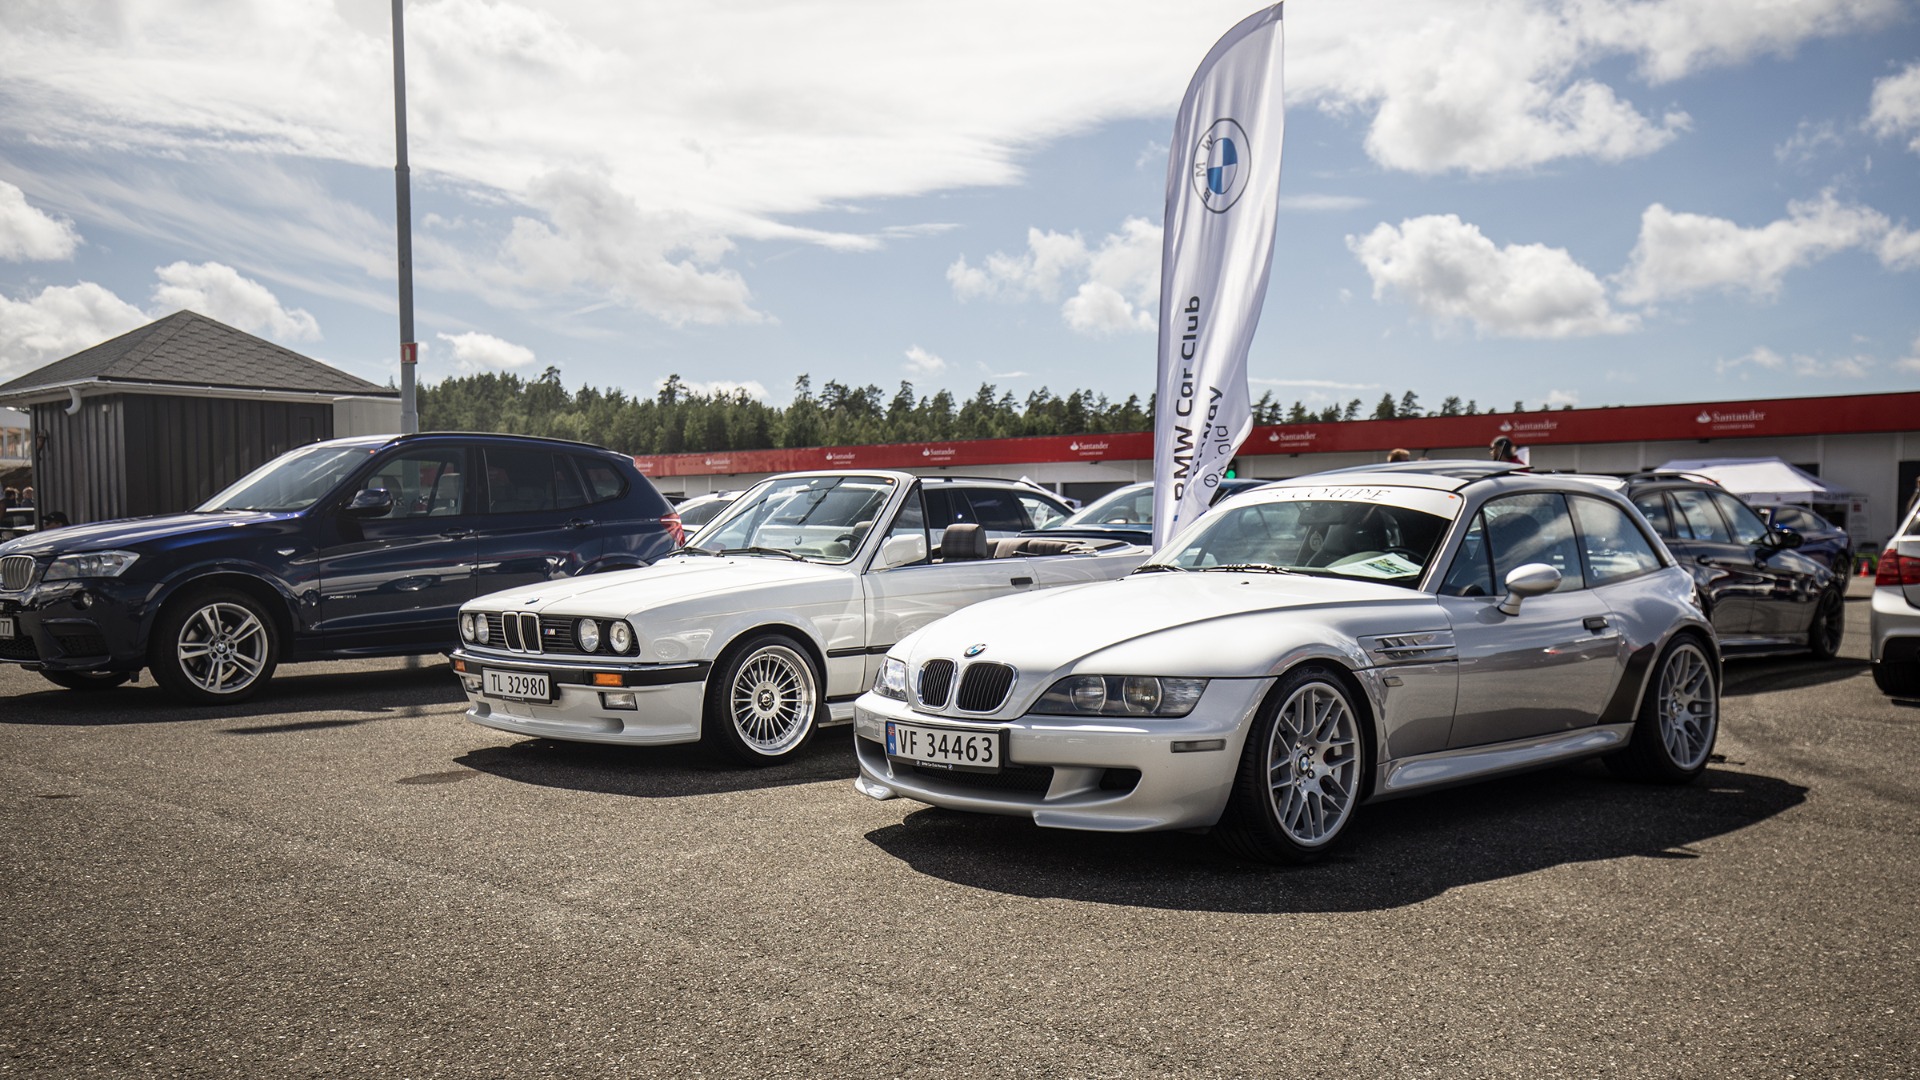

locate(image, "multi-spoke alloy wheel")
(1611, 634), (1718, 783)
(1217, 665), (1369, 864)
(149, 589), (280, 705)
(1266, 681), (1361, 846)
(1654, 641), (1717, 772)
(705, 634), (820, 764)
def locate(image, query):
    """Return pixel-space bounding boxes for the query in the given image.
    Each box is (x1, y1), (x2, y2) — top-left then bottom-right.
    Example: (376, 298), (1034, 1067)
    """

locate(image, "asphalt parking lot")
(3, 578), (1917, 1079)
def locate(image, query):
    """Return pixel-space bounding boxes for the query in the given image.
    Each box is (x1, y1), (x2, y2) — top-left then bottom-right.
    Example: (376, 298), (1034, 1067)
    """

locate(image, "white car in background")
(1872, 499), (1920, 697)
(450, 471), (1147, 763)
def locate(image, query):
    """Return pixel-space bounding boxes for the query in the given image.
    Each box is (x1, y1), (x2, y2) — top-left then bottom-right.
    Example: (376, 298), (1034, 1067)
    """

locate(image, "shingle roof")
(0, 310), (395, 400)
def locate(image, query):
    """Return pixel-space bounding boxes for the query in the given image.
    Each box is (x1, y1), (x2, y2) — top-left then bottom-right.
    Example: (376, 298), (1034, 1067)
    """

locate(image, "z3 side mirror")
(1497, 562), (1562, 616)
(344, 488), (395, 517)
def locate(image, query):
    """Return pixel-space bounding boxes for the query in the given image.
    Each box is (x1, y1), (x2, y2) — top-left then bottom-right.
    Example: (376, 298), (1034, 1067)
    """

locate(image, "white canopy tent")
(1657, 457), (1859, 508)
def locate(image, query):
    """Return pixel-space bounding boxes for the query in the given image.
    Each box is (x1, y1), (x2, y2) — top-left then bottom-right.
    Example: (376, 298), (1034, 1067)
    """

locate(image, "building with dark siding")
(0, 310), (399, 524)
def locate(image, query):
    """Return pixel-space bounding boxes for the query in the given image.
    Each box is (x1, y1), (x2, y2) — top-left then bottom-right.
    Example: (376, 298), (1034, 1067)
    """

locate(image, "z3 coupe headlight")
(873, 656), (909, 701)
(1035, 675), (1208, 718)
(43, 550), (140, 581)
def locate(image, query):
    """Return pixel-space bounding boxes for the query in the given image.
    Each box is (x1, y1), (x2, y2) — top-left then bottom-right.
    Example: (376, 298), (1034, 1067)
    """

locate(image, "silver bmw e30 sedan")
(852, 461), (1721, 863)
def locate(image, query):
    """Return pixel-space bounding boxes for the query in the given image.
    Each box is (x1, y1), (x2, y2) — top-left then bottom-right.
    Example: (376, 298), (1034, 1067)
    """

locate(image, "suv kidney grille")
(1, 555), (33, 592)
(956, 662), (1015, 712)
(918, 659), (954, 708)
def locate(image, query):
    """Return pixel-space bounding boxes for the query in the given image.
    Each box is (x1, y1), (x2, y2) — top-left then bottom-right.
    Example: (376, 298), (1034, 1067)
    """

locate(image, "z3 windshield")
(1152, 495), (1453, 587)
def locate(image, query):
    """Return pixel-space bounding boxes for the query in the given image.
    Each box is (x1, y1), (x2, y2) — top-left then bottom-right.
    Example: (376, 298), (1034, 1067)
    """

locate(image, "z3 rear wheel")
(1610, 635), (1718, 783)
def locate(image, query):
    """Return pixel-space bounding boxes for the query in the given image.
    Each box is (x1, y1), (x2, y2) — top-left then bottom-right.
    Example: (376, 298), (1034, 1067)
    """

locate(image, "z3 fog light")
(599, 691), (638, 711)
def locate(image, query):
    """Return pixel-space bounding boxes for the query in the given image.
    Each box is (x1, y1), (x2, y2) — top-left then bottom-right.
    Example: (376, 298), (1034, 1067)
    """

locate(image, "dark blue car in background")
(0, 432), (682, 703)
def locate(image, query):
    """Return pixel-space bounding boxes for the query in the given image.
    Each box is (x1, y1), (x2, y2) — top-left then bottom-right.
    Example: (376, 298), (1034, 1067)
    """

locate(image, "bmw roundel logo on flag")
(1192, 118), (1252, 212)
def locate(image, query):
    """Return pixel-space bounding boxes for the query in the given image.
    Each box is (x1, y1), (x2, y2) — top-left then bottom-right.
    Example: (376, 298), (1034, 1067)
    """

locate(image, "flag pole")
(392, 0), (419, 434)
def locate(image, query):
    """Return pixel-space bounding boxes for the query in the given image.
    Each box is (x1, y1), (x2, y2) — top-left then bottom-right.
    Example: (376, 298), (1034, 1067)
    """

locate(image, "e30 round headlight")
(474, 615), (490, 644)
(609, 620), (634, 654)
(576, 618), (602, 652)
(460, 613), (477, 642)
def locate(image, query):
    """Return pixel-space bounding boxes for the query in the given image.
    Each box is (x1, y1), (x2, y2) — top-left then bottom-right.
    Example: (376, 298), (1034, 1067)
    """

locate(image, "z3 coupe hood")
(899, 571), (1443, 679)
(0, 510), (299, 557)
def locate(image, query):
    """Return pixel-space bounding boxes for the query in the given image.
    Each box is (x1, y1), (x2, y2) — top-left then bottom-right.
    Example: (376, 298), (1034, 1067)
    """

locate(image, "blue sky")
(2, 0), (1918, 419)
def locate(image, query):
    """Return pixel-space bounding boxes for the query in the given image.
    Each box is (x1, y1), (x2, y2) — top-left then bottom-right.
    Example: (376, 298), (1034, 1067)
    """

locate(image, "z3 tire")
(40, 670), (134, 691)
(703, 633), (821, 766)
(1806, 588), (1845, 661)
(1874, 663), (1920, 698)
(148, 588), (280, 705)
(1609, 635), (1718, 784)
(1214, 664), (1368, 865)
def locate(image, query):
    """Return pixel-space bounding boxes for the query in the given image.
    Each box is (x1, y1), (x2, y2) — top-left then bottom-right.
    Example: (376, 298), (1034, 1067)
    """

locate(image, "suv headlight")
(1034, 675), (1208, 718)
(43, 550), (140, 581)
(873, 656), (909, 700)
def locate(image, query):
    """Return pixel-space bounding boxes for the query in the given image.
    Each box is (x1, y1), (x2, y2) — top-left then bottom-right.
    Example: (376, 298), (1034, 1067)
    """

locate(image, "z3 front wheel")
(1215, 665), (1368, 864)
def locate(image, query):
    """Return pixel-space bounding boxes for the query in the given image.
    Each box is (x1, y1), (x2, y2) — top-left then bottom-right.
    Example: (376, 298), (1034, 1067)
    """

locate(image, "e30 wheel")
(1216, 665), (1367, 864)
(704, 633), (820, 765)
(148, 589), (279, 705)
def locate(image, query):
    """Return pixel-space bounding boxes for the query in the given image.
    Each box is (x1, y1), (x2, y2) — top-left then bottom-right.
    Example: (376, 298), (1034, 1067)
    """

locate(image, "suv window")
(1018, 493), (1068, 530)
(1571, 495), (1662, 586)
(1670, 488), (1732, 543)
(1709, 491), (1771, 545)
(1630, 491), (1676, 539)
(576, 456), (627, 503)
(484, 447), (587, 514)
(365, 449), (466, 519)
(961, 489), (1030, 533)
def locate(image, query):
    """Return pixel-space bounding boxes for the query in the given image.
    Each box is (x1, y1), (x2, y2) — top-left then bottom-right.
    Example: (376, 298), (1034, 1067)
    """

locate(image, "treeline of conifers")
(418, 367), (1550, 456)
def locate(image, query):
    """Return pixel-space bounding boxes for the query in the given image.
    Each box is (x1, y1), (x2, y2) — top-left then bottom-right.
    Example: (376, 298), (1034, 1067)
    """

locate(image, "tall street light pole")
(392, 0), (418, 433)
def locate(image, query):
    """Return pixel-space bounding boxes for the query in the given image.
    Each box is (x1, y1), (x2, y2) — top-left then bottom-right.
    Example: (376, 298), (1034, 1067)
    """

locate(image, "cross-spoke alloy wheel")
(149, 589), (280, 705)
(705, 634), (820, 765)
(1217, 665), (1369, 864)
(1611, 635), (1718, 783)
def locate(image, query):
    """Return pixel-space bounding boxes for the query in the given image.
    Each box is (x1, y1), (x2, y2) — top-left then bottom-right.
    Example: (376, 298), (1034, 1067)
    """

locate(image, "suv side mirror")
(344, 488), (394, 517)
(1497, 562), (1561, 616)
(1767, 527), (1803, 550)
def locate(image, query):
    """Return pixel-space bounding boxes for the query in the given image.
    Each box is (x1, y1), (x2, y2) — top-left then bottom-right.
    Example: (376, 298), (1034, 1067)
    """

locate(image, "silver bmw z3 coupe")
(853, 461), (1721, 863)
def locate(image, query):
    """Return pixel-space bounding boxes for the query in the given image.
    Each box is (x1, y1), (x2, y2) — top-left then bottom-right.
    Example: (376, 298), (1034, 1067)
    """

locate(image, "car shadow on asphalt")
(455, 732), (859, 797)
(0, 661), (464, 728)
(863, 763), (1806, 914)
(1721, 656), (1870, 697)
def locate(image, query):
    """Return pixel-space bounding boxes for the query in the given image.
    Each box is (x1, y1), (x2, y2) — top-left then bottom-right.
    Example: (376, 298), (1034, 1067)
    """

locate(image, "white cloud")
(903, 345), (947, 376)
(1347, 214), (1638, 338)
(151, 261), (320, 340)
(1277, 194), (1371, 212)
(951, 217), (1160, 337)
(1774, 120), (1843, 166)
(1868, 61), (1920, 153)
(434, 330), (536, 374)
(1897, 334), (1920, 375)
(664, 377), (770, 401)
(0, 282), (146, 380)
(1616, 191), (1890, 304)
(1545, 389), (1581, 408)
(1879, 225), (1920, 270)
(0, 181), (80, 262)
(1715, 344), (1872, 378)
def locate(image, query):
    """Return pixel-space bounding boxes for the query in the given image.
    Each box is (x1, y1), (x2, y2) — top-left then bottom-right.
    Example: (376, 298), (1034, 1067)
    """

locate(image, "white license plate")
(885, 720), (1002, 773)
(483, 669), (551, 702)
(0, 616), (14, 638)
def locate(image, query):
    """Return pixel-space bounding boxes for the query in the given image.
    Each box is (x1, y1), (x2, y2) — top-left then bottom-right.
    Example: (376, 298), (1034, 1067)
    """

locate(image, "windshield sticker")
(1254, 485), (1462, 519)
(1332, 553), (1424, 579)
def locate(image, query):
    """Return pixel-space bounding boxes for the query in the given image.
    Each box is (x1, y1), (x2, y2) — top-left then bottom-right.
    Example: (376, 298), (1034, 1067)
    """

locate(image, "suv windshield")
(198, 444), (378, 512)
(1148, 490), (1455, 587)
(690, 475), (895, 563)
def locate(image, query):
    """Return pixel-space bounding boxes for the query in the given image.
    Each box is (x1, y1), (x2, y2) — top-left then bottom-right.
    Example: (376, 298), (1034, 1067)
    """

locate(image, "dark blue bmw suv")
(0, 432), (682, 703)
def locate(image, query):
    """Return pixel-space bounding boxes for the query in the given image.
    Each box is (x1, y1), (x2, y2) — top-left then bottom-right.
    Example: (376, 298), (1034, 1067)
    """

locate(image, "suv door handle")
(1583, 615), (1610, 631)
(442, 529), (475, 540)
(565, 518), (596, 530)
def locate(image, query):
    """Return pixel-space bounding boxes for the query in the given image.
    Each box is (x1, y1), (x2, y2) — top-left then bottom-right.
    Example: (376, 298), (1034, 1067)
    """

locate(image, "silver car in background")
(854, 462), (1720, 863)
(1871, 500), (1920, 697)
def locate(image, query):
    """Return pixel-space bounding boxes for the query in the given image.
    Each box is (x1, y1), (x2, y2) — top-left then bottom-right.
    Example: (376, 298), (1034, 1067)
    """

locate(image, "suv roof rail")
(1626, 469), (1721, 486)
(392, 430), (614, 452)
